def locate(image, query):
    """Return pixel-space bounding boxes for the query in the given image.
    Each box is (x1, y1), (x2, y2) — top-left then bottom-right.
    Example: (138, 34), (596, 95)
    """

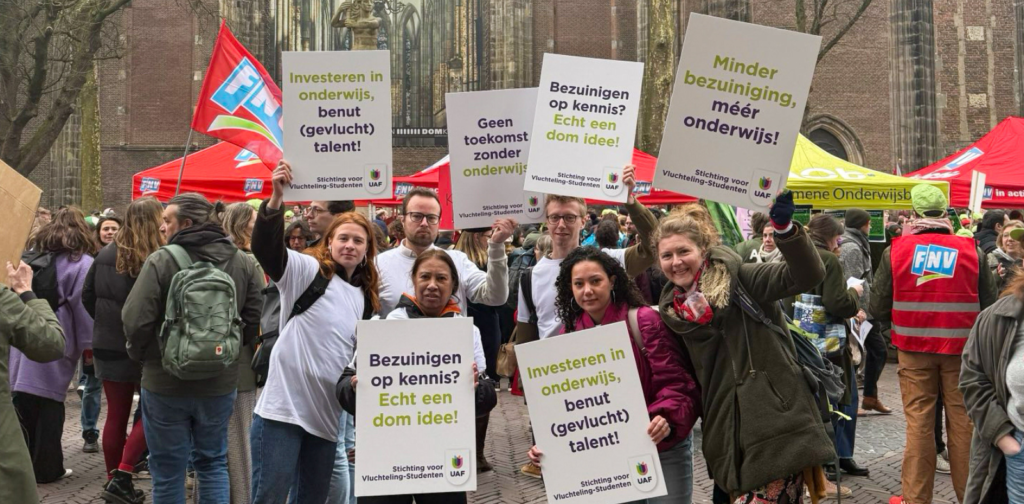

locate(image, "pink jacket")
(565, 302), (702, 451)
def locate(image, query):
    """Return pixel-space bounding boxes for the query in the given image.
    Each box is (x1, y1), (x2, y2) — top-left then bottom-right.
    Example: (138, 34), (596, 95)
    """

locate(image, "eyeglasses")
(406, 212), (440, 225)
(304, 206), (327, 217)
(546, 214), (580, 225)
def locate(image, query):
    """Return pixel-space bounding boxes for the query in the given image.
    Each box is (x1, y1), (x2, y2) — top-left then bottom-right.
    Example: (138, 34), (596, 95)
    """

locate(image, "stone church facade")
(29, 0), (1024, 209)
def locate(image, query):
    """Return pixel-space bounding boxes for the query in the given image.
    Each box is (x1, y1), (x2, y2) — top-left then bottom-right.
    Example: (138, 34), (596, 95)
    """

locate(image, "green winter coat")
(658, 223), (836, 494)
(0, 287), (65, 504)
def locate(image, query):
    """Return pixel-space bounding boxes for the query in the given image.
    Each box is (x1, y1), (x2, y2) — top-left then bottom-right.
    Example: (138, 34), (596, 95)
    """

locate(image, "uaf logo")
(363, 164), (387, 194)
(911, 244), (958, 285)
(139, 177), (161, 195)
(758, 177), (772, 190)
(370, 169), (381, 181)
(528, 196), (539, 207)
(209, 58), (283, 149)
(627, 454), (659, 492)
(608, 173), (619, 183)
(244, 178), (264, 196)
(444, 449), (471, 486)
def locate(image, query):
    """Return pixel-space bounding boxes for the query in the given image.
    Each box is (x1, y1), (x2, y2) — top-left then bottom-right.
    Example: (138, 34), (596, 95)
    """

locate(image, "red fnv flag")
(192, 20), (282, 168)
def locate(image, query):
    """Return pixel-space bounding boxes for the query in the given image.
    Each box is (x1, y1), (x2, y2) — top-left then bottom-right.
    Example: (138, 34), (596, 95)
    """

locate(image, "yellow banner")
(787, 136), (948, 210)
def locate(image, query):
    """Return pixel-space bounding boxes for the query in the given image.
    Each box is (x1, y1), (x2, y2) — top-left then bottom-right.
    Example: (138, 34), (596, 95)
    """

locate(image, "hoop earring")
(612, 291), (616, 304)
(570, 297), (580, 310)
(360, 256), (367, 267)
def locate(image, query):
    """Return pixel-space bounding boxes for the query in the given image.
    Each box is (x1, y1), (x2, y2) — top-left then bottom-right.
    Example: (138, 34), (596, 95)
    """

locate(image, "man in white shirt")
(515, 165), (658, 341)
(376, 187), (515, 316)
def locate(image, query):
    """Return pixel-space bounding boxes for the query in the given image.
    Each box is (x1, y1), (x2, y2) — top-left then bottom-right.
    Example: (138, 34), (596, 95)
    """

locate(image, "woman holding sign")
(654, 191), (835, 503)
(249, 160), (381, 504)
(526, 246), (702, 504)
(336, 249), (496, 504)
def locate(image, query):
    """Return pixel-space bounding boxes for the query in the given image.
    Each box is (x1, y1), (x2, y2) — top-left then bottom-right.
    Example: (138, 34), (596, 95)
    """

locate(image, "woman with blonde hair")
(250, 160), (381, 503)
(654, 191), (835, 503)
(219, 201), (264, 504)
(83, 196), (164, 503)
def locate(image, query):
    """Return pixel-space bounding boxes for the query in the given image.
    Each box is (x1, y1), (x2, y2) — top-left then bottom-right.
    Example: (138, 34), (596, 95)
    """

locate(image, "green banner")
(868, 210), (885, 242)
(793, 206), (812, 226)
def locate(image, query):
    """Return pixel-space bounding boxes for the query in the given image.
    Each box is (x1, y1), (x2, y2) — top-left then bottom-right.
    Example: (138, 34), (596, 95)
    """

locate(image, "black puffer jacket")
(83, 243), (142, 383)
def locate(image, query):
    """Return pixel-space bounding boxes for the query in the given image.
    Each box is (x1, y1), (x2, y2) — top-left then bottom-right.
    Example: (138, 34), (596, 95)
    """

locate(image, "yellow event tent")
(787, 135), (948, 210)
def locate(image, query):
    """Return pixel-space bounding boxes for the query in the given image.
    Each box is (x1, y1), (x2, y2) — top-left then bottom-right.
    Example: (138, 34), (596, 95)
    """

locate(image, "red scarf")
(671, 260), (714, 325)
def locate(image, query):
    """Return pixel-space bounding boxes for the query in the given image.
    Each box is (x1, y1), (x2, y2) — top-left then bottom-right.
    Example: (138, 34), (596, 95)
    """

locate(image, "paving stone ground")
(42, 366), (957, 504)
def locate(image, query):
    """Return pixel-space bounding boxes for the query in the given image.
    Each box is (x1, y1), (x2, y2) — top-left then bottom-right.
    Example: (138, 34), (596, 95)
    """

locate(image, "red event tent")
(133, 142), (418, 206)
(133, 142), (273, 203)
(905, 117), (1024, 208)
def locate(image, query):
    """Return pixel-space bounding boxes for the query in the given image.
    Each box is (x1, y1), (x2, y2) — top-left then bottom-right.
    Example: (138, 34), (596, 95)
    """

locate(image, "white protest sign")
(282, 50), (392, 200)
(354, 318), (477, 497)
(969, 170), (987, 214)
(446, 89), (545, 228)
(516, 322), (666, 503)
(655, 14), (821, 211)
(524, 54), (643, 202)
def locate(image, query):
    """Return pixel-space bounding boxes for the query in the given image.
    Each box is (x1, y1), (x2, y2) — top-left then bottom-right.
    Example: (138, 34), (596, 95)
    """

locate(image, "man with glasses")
(304, 200), (355, 247)
(376, 187), (516, 316)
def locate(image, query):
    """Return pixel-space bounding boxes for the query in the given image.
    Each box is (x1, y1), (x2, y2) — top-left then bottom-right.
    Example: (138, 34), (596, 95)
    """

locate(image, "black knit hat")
(845, 209), (870, 230)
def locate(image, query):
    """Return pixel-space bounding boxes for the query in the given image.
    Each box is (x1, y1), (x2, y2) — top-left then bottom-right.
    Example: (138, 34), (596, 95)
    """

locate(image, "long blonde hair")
(115, 197), (165, 276)
(222, 202), (257, 250)
(454, 230), (489, 268)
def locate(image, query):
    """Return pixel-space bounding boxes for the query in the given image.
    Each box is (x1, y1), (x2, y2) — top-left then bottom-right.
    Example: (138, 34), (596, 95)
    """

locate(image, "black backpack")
(21, 251), (62, 312)
(251, 274), (330, 387)
(506, 246), (537, 310)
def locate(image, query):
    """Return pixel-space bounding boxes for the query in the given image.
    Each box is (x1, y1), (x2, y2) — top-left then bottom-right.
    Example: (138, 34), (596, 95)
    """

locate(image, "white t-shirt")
(254, 250), (364, 441)
(376, 242), (507, 317)
(384, 307), (487, 371)
(517, 247), (627, 339)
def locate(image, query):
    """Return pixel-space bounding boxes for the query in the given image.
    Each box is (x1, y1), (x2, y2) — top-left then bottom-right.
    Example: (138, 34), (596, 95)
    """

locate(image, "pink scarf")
(906, 217), (954, 236)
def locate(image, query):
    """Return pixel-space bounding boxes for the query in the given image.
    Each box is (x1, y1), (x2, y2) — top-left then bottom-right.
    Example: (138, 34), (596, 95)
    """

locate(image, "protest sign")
(524, 54), (643, 202)
(282, 50), (392, 200)
(354, 318), (477, 497)
(0, 160), (41, 285)
(446, 89), (545, 228)
(655, 14), (821, 211)
(516, 322), (666, 503)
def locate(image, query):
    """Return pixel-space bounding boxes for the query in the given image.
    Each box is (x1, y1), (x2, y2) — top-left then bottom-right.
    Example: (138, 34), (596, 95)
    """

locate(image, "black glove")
(769, 190), (795, 230)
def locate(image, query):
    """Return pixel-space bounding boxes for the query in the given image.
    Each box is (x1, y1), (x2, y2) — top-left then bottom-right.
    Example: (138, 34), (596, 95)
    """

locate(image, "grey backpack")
(160, 244), (242, 380)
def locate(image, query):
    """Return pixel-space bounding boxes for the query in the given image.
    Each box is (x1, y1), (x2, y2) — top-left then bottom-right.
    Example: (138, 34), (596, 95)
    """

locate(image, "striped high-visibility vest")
(890, 233), (981, 355)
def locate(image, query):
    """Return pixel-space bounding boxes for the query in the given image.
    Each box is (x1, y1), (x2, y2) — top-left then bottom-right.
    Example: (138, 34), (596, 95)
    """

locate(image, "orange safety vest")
(890, 233), (981, 355)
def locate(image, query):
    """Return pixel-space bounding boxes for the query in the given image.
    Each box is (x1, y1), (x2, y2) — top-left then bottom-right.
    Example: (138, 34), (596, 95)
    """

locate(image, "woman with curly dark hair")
(526, 246), (702, 503)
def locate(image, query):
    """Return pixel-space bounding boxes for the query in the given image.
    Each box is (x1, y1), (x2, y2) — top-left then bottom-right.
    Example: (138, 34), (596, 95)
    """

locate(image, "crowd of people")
(1, 161), (1023, 504)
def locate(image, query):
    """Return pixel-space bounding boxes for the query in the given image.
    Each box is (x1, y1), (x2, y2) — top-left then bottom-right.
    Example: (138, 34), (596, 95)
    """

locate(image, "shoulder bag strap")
(626, 307), (647, 357)
(521, 266), (537, 325)
(163, 244), (193, 271)
(288, 273), (331, 321)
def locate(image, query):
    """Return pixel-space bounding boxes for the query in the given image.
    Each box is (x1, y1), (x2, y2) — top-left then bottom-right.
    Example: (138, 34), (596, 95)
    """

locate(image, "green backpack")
(159, 244), (242, 380)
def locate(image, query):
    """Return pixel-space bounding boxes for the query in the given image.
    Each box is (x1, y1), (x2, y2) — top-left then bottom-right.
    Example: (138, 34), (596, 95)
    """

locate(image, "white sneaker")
(936, 451), (951, 474)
